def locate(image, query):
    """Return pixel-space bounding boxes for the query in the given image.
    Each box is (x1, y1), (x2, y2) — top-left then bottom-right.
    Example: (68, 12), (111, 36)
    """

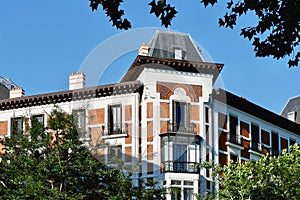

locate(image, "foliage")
(194, 145), (300, 199)
(89, 0), (177, 29)
(0, 108), (164, 199)
(216, 145), (300, 200)
(134, 178), (167, 200)
(89, 0), (299, 67)
(211, 0), (300, 67)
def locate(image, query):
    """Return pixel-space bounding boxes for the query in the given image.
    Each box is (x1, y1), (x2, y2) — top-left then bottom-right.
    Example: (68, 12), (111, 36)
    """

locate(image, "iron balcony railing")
(227, 133), (243, 146)
(269, 148), (280, 157)
(167, 122), (196, 134)
(103, 123), (128, 136)
(250, 141), (262, 152)
(162, 161), (199, 173)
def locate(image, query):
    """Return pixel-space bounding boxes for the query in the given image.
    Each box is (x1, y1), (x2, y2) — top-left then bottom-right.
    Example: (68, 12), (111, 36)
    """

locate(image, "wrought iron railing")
(167, 122), (195, 134)
(269, 148), (280, 157)
(227, 133), (243, 146)
(250, 141), (263, 152)
(103, 123), (128, 136)
(162, 161), (199, 173)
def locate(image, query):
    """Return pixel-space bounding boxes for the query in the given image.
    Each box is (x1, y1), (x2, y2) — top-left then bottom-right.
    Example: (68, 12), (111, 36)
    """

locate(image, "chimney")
(10, 87), (25, 98)
(69, 72), (86, 90)
(138, 42), (149, 56)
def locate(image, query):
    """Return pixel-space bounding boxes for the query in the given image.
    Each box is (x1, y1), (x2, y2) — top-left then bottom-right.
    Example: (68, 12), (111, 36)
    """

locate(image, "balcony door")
(108, 104), (121, 134)
(172, 101), (190, 131)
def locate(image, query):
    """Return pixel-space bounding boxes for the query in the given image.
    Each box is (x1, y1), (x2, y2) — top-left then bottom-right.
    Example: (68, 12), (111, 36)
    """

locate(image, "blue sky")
(0, 1), (299, 114)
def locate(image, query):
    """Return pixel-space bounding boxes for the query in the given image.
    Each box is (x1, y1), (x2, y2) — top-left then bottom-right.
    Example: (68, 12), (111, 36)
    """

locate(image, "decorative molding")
(174, 87), (186, 97)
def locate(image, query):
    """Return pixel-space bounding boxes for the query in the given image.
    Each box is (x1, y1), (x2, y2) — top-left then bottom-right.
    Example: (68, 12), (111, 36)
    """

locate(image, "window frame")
(73, 109), (86, 138)
(108, 145), (122, 161)
(108, 104), (122, 135)
(31, 114), (44, 127)
(172, 100), (190, 131)
(11, 117), (23, 135)
(174, 48), (182, 59)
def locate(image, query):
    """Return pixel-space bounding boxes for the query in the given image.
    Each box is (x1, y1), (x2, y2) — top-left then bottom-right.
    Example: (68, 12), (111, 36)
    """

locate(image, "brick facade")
(157, 82), (202, 102)
(88, 108), (105, 125)
(0, 121), (8, 136)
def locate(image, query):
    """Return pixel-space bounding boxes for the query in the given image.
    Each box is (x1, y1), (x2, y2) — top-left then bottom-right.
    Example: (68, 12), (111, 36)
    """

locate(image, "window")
(174, 48), (182, 59)
(172, 101), (190, 132)
(184, 188), (193, 200)
(171, 187), (181, 200)
(230, 153), (238, 163)
(251, 124), (260, 151)
(240, 121), (249, 138)
(287, 111), (297, 122)
(271, 132), (279, 156)
(31, 114), (44, 128)
(205, 107), (209, 123)
(73, 110), (86, 138)
(229, 115), (238, 144)
(11, 117), (23, 135)
(218, 112), (227, 130)
(171, 180), (181, 185)
(290, 138), (296, 146)
(108, 104), (122, 134)
(261, 129), (270, 146)
(184, 181), (193, 186)
(173, 144), (187, 171)
(108, 145), (122, 161)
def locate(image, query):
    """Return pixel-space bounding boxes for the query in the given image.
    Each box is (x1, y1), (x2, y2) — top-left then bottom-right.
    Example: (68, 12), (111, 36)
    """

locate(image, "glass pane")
(174, 49), (182, 59)
(112, 106), (121, 131)
(184, 188), (193, 200)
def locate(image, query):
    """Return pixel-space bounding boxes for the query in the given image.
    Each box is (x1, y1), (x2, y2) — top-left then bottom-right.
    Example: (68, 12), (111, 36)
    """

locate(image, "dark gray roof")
(281, 96), (300, 122)
(0, 81), (143, 111)
(0, 83), (9, 100)
(214, 88), (300, 135)
(147, 30), (204, 62)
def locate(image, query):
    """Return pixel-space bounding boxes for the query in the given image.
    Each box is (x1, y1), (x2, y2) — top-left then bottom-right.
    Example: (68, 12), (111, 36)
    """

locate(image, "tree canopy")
(202, 144), (300, 200)
(0, 108), (165, 199)
(89, 0), (300, 67)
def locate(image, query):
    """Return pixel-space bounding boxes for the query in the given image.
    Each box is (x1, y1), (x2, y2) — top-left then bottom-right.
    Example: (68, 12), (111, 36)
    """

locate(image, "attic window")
(174, 48), (182, 59)
(287, 111), (297, 122)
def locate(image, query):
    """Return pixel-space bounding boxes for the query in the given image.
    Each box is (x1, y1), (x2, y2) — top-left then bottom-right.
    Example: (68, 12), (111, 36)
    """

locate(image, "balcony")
(103, 123), (128, 137)
(248, 141), (266, 157)
(269, 148), (280, 157)
(226, 133), (244, 150)
(167, 122), (196, 134)
(162, 161), (200, 173)
(250, 141), (262, 152)
(228, 133), (243, 146)
(252, 144), (280, 157)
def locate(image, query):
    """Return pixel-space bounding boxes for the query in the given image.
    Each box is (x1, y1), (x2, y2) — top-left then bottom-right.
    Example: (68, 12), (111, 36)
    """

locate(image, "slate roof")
(121, 55), (224, 83)
(281, 96), (300, 123)
(147, 30), (204, 62)
(0, 83), (9, 100)
(0, 81), (143, 111)
(213, 88), (300, 135)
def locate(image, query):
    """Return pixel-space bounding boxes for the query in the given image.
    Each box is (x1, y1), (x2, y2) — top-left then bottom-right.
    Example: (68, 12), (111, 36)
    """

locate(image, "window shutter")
(107, 105), (112, 133)
(172, 101), (176, 131)
(186, 103), (191, 127)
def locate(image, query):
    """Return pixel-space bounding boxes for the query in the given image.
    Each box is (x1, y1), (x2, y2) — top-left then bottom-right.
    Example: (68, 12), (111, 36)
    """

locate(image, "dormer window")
(287, 111), (297, 122)
(174, 48), (182, 60)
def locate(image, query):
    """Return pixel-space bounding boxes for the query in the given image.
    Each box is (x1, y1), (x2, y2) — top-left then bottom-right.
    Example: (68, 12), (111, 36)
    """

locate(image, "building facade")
(1, 30), (300, 200)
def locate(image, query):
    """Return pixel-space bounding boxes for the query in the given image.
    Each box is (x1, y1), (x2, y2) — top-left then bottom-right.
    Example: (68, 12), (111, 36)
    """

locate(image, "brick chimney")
(69, 72), (86, 90)
(138, 42), (149, 56)
(9, 87), (25, 98)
